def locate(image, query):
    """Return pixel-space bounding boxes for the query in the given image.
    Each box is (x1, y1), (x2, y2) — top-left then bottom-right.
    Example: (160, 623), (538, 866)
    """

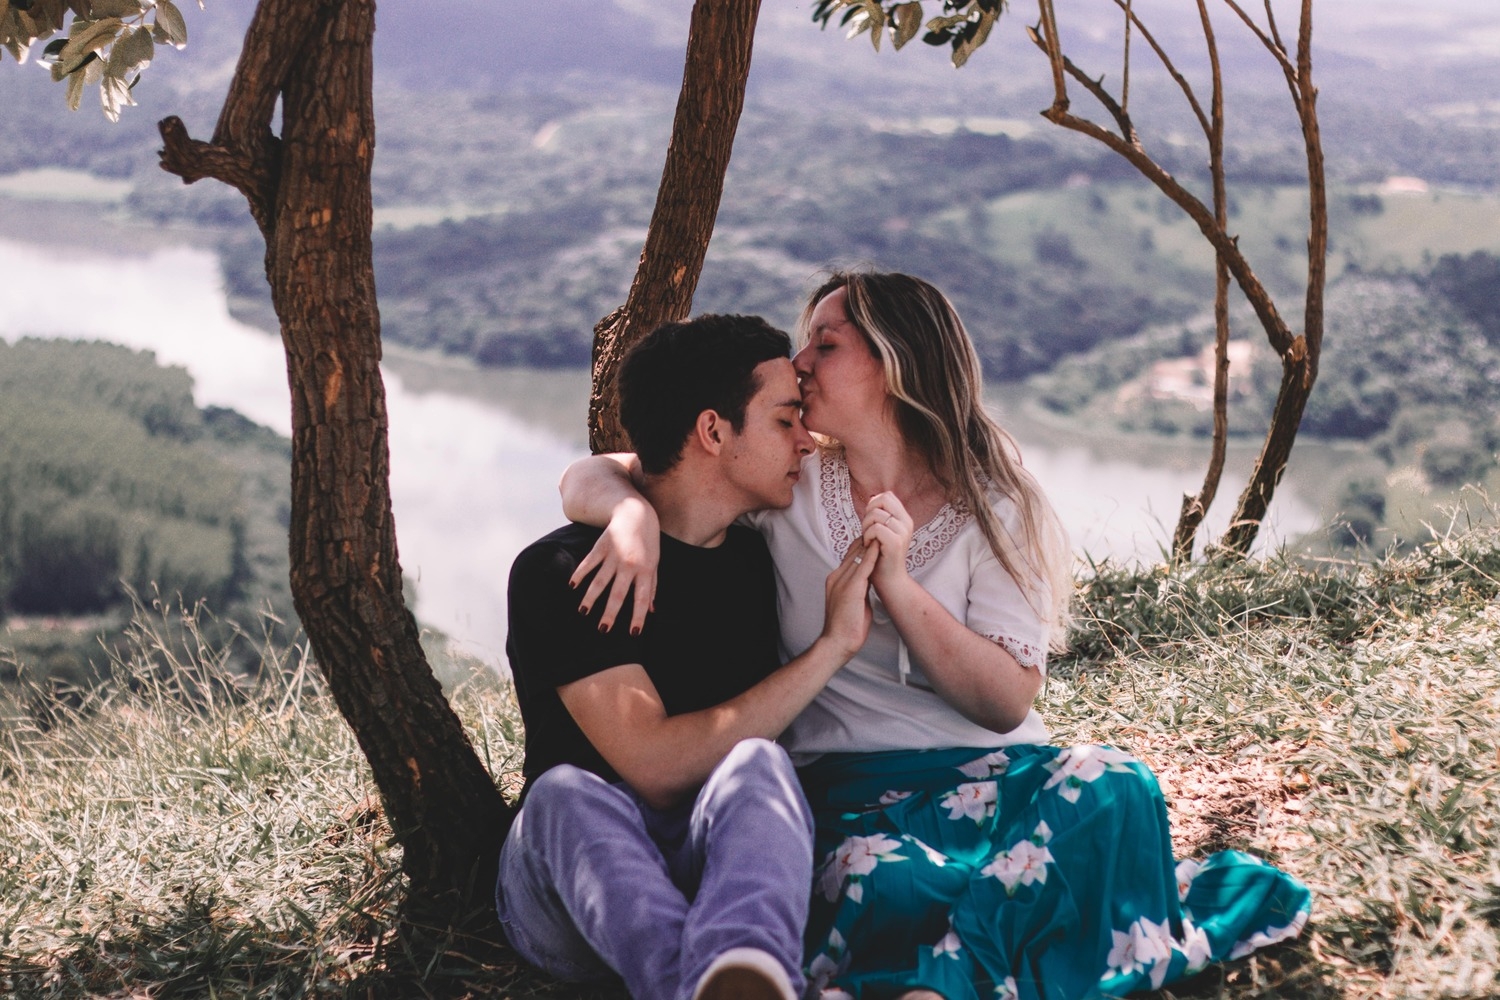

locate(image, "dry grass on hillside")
(3, 521), (1499, 999)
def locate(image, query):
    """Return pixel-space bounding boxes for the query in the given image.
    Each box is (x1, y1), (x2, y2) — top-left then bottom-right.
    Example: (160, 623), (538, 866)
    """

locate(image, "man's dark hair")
(619, 314), (792, 475)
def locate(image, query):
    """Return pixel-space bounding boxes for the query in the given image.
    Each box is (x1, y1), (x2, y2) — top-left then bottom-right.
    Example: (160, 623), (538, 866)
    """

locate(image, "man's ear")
(693, 409), (725, 457)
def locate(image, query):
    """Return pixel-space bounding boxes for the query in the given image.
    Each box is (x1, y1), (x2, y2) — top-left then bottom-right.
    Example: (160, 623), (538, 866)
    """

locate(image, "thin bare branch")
(1035, 2), (1069, 111)
(1056, 51), (1138, 147)
(1297, 0), (1326, 374)
(1039, 101), (1295, 359)
(1219, 0), (1297, 83)
(1121, 0), (1132, 115)
(1173, 0), (1231, 559)
(1108, 0), (1211, 139)
(1264, 0), (1286, 52)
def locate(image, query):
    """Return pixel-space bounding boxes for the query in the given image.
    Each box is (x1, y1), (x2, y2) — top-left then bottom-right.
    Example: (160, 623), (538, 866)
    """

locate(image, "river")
(0, 224), (1335, 669)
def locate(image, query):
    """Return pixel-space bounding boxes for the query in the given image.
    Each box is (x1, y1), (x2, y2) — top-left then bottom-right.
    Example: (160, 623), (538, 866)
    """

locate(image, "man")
(497, 314), (877, 1000)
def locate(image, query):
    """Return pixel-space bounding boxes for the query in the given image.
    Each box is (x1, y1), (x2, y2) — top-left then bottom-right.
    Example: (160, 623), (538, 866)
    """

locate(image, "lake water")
(0, 234), (1333, 669)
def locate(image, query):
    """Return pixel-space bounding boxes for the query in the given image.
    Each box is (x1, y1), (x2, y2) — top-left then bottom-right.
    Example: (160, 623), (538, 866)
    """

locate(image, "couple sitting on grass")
(496, 271), (1311, 1000)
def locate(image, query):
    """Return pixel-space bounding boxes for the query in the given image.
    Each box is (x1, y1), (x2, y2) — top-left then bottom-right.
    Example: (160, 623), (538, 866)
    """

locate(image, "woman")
(562, 272), (1309, 1000)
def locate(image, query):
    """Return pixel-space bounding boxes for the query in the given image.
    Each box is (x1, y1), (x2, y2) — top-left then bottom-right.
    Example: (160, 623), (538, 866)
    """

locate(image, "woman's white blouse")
(747, 450), (1051, 760)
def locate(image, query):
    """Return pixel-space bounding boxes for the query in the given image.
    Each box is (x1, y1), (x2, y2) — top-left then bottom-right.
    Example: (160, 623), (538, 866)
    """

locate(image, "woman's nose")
(792, 344), (812, 375)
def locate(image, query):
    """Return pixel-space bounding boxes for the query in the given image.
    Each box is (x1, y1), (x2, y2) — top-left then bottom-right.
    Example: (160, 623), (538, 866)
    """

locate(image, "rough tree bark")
(588, 0), (764, 452)
(157, 0), (509, 917)
(1030, 0), (1326, 557)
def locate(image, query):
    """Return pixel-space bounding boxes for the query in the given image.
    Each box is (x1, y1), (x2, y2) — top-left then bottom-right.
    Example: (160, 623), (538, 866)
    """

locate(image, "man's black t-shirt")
(506, 522), (781, 798)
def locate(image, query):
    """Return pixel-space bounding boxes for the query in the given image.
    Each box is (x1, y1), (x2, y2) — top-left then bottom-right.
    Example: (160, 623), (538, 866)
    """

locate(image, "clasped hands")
(570, 491), (916, 638)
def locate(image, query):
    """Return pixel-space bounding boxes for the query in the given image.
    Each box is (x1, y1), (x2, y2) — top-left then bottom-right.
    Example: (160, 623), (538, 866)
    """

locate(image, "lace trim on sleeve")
(981, 632), (1045, 672)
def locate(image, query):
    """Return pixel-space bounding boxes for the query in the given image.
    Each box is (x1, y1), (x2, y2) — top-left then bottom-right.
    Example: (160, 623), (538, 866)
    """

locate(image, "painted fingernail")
(598, 621), (610, 633)
(578, 605), (588, 615)
(630, 626), (641, 636)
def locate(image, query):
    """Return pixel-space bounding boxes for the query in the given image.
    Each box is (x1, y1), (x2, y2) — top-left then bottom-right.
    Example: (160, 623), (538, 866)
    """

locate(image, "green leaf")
(109, 21), (153, 74)
(64, 59), (86, 109)
(951, 7), (997, 68)
(926, 12), (973, 36)
(153, 0), (186, 49)
(838, 0), (884, 51)
(892, 2), (923, 50)
(36, 1), (73, 34)
(51, 15), (120, 80)
(100, 64), (134, 122)
(82, 46), (103, 82)
(90, 0), (146, 17)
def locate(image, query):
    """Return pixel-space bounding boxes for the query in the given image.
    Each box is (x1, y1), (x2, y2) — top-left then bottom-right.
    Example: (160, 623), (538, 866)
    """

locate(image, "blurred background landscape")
(2, 0), (1497, 686)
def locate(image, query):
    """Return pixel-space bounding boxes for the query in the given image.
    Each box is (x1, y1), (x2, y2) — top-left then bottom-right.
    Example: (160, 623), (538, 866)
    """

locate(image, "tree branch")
(1034, 3), (1068, 112)
(1055, 47), (1138, 147)
(1172, 0), (1230, 559)
(1296, 0), (1326, 382)
(211, 0), (328, 151)
(156, 0), (325, 233)
(157, 115), (279, 232)
(1264, 0), (1287, 53)
(1219, 0), (1297, 85)
(1041, 103), (1293, 357)
(1108, 0), (1211, 139)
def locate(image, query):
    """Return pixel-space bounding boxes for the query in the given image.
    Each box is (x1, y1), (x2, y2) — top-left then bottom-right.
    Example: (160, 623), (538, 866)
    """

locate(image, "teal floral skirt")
(798, 745), (1311, 1000)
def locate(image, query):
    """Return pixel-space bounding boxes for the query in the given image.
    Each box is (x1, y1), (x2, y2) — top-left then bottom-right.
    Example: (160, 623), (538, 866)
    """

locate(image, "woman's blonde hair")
(799, 270), (1074, 644)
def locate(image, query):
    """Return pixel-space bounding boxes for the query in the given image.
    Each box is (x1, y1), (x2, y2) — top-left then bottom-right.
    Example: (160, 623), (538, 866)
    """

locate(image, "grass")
(4, 517), (1500, 998)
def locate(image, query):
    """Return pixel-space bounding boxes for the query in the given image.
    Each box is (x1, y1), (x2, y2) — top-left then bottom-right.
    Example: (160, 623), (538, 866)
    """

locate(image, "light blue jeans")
(495, 738), (814, 1000)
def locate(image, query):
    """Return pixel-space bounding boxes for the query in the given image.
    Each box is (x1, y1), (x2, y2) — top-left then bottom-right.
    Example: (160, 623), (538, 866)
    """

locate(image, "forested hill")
(0, 340), (293, 685)
(6, 1), (1498, 387)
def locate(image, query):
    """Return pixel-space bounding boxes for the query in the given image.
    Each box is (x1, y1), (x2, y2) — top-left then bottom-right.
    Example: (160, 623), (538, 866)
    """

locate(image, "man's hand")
(570, 496), (660, 635)
(821, 540), (878, 657)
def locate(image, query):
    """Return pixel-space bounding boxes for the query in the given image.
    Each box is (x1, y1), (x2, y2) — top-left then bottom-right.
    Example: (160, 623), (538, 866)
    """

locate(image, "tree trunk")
(158, 0), (508, 917)
(1172, 0), (1231, 561)
(1215, 350), (1313, 554)
(588, 0), (764, 451)
(1216, 0), (1326, 556)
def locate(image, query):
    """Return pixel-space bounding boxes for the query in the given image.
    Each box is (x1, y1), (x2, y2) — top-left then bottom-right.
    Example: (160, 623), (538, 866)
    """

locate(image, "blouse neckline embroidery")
(819, 450), (971, 571)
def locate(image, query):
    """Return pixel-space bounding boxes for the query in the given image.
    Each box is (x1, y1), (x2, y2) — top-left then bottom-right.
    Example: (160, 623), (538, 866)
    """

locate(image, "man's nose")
(795, 423), (815, 455)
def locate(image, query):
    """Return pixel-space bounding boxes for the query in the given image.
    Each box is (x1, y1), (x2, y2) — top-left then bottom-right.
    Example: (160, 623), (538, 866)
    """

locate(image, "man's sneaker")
(690, 947), (796, 1000)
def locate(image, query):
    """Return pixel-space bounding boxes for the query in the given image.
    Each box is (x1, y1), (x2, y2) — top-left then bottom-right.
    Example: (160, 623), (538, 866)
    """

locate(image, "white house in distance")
(1145, 340), (1256, 409)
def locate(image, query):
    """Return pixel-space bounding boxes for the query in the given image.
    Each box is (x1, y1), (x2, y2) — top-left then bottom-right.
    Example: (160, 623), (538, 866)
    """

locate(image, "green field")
(926, 180), (1500, 313)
